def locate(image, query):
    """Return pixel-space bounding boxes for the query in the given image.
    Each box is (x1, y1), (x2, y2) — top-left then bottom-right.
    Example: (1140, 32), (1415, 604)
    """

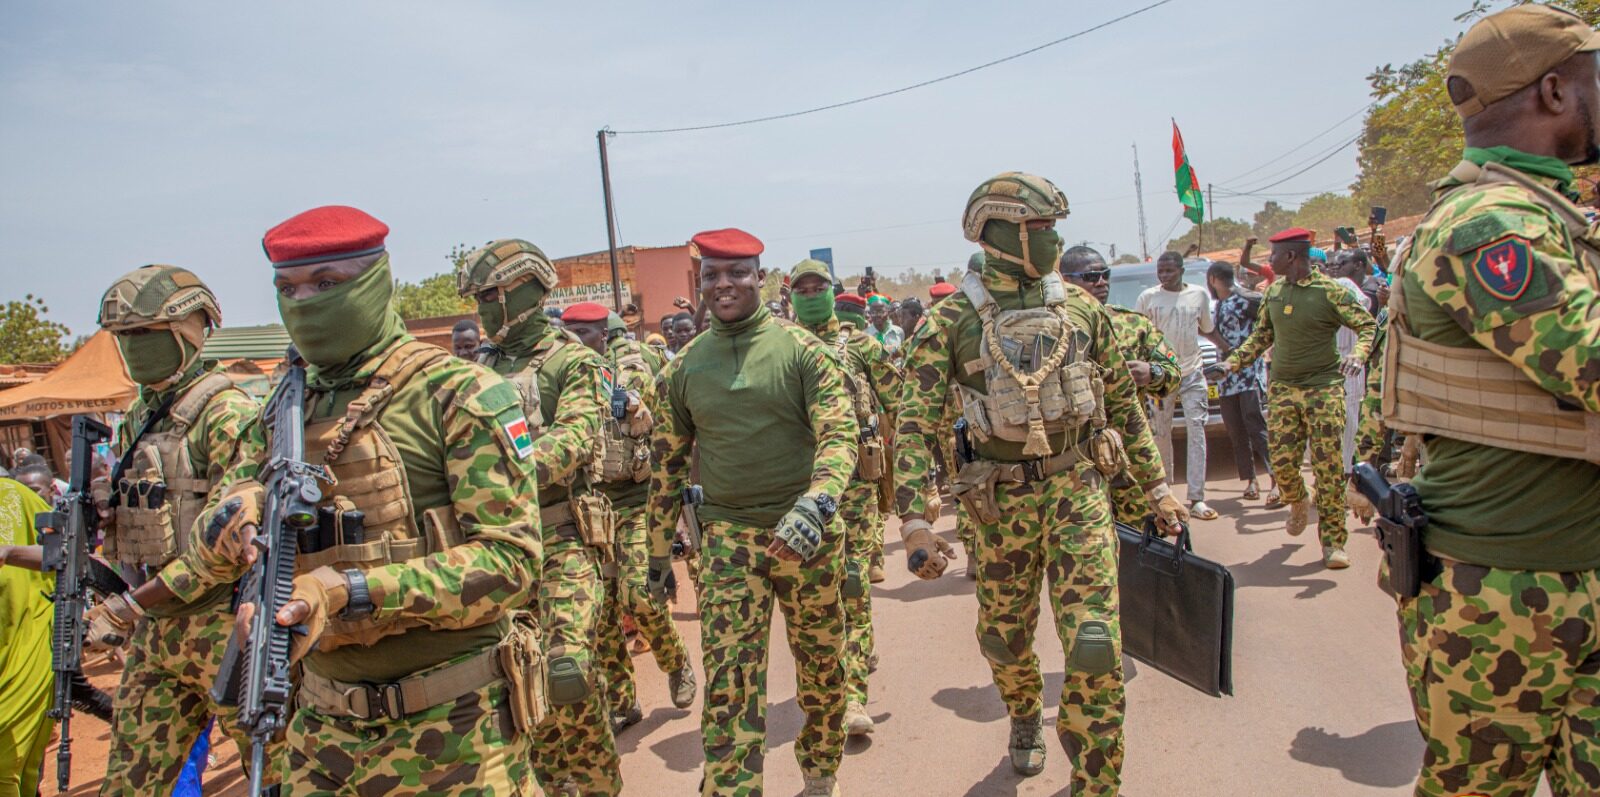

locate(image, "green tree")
(0, 294), (70, 364)
(1166, 217), (1252, 255)
(393, 244), (476, 321)
(1291, 192), (1360, 241)
(1252, 201), (1297, 239)
(1353, 1), (1600, 216)
(1113, 253), (1142, 265)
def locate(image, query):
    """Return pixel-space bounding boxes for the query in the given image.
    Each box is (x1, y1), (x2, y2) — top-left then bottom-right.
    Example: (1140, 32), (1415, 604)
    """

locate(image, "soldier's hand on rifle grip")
(83, 591), (143, 651)
(274, 567), (349, 664)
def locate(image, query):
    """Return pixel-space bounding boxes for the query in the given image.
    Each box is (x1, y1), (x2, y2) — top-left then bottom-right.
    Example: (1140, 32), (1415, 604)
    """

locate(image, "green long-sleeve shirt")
(1225, 269), (1376, 388)
(646, 307), (858, 558)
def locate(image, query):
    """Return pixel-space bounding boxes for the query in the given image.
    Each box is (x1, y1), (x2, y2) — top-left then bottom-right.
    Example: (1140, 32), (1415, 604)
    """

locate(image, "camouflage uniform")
(895, 174), (1174, 793)
(1105, 305), (1180, 525)
(461, 240), (621, 796)
(795, 308), (900, 719)
(1385, 150), (1600, 795)
(647, 303), (857, 797)
(593, 336), (692, 723)
(85, 266), (274, 796)
(179, 238), (545, 795)
(1223, 268), (1375, 553)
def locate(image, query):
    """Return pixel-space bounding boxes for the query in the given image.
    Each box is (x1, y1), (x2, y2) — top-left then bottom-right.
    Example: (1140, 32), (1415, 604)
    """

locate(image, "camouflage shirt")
(175, 336), (544, 683)
(1107, 305), (1180, 402)
(484, 326), (609, 510)
(598, 336), (662, 510)
(646, 306), (858, 557)
(893, 273), (1166, 519)
(1396, 158), (1600, 570)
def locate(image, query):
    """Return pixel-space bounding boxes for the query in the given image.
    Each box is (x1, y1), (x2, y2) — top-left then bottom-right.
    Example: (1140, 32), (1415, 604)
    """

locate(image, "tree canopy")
(393, 244), (474, 321)
(0, 294), (71, 364)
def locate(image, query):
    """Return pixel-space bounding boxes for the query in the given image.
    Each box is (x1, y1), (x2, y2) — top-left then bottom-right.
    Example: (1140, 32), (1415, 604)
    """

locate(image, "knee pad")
(547, 654), (591, 706)
(1069, 621), (1117, 675)
(979, 630), (1019, 665)
(842, 560), (865, 599)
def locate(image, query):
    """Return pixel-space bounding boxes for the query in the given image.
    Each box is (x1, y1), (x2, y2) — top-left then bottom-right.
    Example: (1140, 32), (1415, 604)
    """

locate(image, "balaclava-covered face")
(981, 219), (1063, 281)
(117, 328), (199, 387)
(277, 254), (406, 371)
(792, 285), (836, 325)
(477, 276), (548, 347)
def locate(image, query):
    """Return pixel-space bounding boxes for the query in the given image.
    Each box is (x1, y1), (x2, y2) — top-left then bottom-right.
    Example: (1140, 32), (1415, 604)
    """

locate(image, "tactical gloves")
(279, 566), (350, 664)
(773, 496), (826, 562)
(900, 518), (954, 580)
(84, 591), (144, 651)
(1144, 483), (1190, 536)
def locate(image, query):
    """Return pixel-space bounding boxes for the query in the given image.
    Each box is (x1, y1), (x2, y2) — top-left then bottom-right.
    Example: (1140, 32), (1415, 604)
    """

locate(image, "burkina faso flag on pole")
(1172, 119), (1204, 225)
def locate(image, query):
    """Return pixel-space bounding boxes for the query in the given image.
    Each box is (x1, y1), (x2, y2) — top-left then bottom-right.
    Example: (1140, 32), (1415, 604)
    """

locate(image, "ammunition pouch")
(856, 434), (886, 481)
(597, 424), (651, 483)
(1090, 428), (1128, 478)
(543, 495), (617, 561)
(498, 612), (549, 734)
(297, 644), (506, 722)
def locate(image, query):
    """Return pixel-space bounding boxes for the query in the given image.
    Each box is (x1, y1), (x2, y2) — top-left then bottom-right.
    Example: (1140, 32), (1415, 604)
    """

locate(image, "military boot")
(669, 663), (697, 709)
(844, 701), (875, 736)
(1008, 714), (1046, 776)
(802, 775), (840, 797)
(1324, 547), (1351, 570)
(610, 701), (643, 735)
(1286, 497), (1312, 536)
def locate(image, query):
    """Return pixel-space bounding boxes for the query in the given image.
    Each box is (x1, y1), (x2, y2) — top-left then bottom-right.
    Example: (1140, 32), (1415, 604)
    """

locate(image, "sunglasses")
(1072, 269), (1111, 283)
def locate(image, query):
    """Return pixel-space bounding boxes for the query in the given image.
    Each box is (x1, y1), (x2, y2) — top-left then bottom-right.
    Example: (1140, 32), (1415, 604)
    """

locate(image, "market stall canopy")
(0, 330), (135, 420)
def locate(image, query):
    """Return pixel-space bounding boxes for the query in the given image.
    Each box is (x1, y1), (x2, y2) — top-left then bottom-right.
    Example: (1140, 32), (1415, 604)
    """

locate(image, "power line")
(611, 0), (1179, 135)
(1224, 134), (1362, 195)
(1213, 102), (1374, 185)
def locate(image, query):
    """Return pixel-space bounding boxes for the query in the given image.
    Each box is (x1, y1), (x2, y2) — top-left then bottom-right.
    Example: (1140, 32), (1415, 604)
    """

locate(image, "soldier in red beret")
(647, 228), (855, 797)
(1212, 226), (1376, 567)
(178, 205), (546, 794)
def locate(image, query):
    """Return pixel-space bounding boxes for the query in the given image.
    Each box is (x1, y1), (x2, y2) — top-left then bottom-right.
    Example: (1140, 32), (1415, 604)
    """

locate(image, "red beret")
(928, 282), (957, 298)
(263, 205), (389, 268)
(835, 292), (866, 309)
(1268, 227), (1315, 244)
(561, 302), (610, 323)
(691, 228), (764, 259)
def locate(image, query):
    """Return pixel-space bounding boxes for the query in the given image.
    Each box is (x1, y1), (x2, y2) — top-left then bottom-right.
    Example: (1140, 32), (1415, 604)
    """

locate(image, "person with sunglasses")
(1062, 247), (1181, 526)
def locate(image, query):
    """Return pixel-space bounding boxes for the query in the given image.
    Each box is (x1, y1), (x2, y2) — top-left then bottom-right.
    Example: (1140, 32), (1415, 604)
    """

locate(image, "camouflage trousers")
(1107, 475), (1147, 529)
(1267, 382), (1348, 551)
(283, 678), (535, 796)
(530, 536), (622, 796)
(102, 599), (277, 796)
(597, 507), (690, 714)
(1354, 380), (1386, 468)
(697, 519), (846, 796)
(1397, 560), (1599, 797)
(973, 468), (1124, 796)
(840, 481), (879, 706)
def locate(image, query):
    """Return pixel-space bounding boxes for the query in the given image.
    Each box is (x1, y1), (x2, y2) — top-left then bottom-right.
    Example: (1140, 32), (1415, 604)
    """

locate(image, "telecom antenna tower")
(1133, 142), (1150, 262)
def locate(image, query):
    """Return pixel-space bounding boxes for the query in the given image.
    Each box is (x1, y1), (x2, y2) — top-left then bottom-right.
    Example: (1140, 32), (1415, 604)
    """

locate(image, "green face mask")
(792, 289), (835, 325)
(277, 256), (405, 370)
(477, 279), (547, 346)
(982, 221), (1064, 279)
(116, 331), (189, 386)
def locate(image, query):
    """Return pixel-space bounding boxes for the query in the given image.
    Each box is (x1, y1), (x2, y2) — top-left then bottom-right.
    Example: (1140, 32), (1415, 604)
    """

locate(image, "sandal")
(1242, 484), (1261, 501)
(1264, 488), (1283, 508)
(1189, 501), (1220, 521)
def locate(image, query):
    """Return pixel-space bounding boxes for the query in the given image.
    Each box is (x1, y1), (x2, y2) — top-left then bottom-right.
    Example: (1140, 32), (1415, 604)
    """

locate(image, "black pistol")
(1352, 463), (1434, 598)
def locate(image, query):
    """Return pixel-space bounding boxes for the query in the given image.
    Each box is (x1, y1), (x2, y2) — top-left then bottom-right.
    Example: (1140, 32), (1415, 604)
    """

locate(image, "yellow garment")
(0, 478), (54, 797)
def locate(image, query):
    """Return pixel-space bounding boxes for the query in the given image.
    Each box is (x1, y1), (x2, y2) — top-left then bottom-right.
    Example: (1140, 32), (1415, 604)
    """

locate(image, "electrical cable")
(1213, 102), (1373, 184)
(611, 0), (1179, 135)
(1224, 134), (1362, 194)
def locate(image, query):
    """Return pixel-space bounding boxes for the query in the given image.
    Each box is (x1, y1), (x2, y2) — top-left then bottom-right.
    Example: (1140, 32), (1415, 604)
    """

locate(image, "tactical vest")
(595, 345), (652, 484)
(835, 329), (885, 480)
(294, 340), (470, 650)
(109, 372), (239, 567)
(482, 333), (573, 483)
(1382, 161), (1600, 464)
(956, 271), (1104, 458)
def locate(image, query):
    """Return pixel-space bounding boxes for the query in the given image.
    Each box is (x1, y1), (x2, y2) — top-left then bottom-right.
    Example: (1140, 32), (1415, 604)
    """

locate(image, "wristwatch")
(810, 493), (838, 524)
(340, 570), (374, 620)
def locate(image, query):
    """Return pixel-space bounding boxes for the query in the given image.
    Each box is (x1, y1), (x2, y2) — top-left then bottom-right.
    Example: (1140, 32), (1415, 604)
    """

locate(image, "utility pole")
(1132, 143), (1150, 261)
(596, 128), (624, 312)
(1207, 183), (1214, 223)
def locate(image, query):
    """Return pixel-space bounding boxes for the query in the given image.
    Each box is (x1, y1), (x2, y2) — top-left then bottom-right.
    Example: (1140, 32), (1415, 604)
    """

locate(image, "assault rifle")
(35, 415), (112, 791)
(211, 348), (326, 796)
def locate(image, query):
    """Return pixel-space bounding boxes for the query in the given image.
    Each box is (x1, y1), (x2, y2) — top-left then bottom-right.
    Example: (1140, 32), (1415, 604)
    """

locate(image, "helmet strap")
(147, 317), (207, 391)
(485, 275), (547, 345)
(978, 241), (1041, 280)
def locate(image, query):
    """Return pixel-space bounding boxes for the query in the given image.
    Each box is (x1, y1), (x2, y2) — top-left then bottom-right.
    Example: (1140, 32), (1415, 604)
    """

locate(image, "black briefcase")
(1116, 519), (1234, 697)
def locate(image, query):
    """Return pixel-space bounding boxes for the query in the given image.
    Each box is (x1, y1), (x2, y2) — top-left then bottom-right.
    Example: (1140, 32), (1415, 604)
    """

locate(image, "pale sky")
(2, 1), (1465, 335)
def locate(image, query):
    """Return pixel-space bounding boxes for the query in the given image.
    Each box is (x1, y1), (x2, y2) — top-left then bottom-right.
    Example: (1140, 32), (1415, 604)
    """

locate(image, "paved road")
(46, 437), (1555, 796)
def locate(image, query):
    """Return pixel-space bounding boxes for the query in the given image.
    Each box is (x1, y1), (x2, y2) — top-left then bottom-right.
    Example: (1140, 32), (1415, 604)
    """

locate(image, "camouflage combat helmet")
(458, 238), (559, 344)
(606, 311), (627, 339)
(456, 238), (558, 297)
(963, 172), (1070, 278)
(99, 264), (222, 332)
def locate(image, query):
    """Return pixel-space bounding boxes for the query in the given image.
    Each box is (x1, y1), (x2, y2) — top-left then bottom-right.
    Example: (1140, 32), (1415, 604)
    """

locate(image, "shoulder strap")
(960, 270), (996, 324)
(110, 392), (177, 484)
(325, 340), (451, 464)
(169, 371), (239, 432)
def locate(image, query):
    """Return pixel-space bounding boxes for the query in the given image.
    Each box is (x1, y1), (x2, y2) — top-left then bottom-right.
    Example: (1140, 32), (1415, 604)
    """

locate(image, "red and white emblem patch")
(1471, 235), (1533, 302)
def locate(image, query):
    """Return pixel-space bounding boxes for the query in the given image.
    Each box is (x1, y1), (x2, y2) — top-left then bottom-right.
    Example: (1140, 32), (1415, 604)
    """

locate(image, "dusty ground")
(42, 437), (1555, 796)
